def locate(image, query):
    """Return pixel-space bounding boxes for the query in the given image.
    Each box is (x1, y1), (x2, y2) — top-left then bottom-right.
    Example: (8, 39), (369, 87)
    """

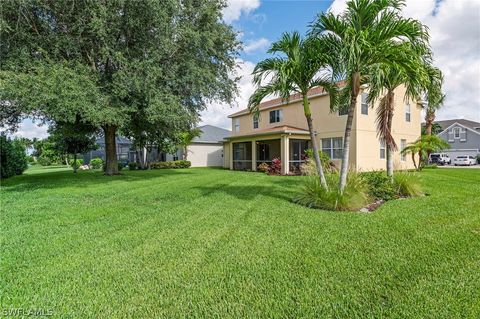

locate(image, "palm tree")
(401, 135), (450, 170)
(179, 128), (201, 160)
(248, 32), (337, 188)
(423, 66), (445, 136)
(367, 44), (438, 177)
(310, 0), (430, 192)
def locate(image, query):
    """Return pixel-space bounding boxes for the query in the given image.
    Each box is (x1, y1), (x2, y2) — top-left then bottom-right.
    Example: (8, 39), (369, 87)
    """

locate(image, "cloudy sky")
(14, 0), (480, 138)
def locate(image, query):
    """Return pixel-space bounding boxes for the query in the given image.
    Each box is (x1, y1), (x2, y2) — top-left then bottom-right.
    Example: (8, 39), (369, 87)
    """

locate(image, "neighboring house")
(83, 125), (230, 167)
(186, 125), (230, 167)
(83, 136), (135, 164)
(223, 85), (421, 174)
(435, 119), (480, 159)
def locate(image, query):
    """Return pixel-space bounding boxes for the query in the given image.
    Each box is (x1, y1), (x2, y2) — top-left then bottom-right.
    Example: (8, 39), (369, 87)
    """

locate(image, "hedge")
(150, 160), (191, 169)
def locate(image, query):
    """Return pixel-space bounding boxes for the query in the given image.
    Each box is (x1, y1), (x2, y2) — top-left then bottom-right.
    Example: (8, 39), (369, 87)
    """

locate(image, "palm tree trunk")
(339, 72), (360, 192)
(303, 96), (328, 189)
(386, 92), (395, 178)
(339, 95), (357, 192)
(412, 153), (417, 170)
(425, 109), (435, 161)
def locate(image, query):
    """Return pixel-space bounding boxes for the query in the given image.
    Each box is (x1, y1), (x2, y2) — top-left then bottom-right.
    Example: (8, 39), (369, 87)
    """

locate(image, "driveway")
(438, 164), (480, 169)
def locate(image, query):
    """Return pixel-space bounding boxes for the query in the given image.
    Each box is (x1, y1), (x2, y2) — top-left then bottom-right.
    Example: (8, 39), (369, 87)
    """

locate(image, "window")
(253, 115), (259, 129)
(361, 93), (369, 115)
(322, 137), (343, 159)
(379, 139), (386, 159)
(234, 118), (240, 132)
(453, 127), (460, 139)
(405, 104), (411, 122)
(338, 104), (349, 116)
(269, 109), (282, 123)
(400, 139), (406, 161)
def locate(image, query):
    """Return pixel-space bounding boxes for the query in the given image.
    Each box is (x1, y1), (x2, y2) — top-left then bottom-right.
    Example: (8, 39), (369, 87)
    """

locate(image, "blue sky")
(234, 0), (332, 63)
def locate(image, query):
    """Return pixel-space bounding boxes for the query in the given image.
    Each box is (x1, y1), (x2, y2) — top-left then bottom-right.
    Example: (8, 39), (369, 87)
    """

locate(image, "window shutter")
(460, 129), (467, 142)
(448, 130), (454, 142)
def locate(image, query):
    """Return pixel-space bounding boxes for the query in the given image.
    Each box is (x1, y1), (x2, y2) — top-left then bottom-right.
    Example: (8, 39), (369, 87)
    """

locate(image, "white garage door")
(444, 149), (479, 159)
(187, 143), (224, 167)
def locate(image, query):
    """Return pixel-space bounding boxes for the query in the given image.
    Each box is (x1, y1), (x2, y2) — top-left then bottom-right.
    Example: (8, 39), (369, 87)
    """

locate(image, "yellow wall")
(228, 85), (421, 171)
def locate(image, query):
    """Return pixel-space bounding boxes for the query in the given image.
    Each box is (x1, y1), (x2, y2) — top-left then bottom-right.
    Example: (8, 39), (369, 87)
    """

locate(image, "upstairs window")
(322, 137), (343, 159)
(405, 104), (411, 122)
(361, 93), (369, 115)
(338, 104), (349, 116)
(380, 139), (386, 159)
(253, 115), (259, 129)
(234, 118), (240, 132)
(269, 109), (282, 123)
(453, 127), (460, 139)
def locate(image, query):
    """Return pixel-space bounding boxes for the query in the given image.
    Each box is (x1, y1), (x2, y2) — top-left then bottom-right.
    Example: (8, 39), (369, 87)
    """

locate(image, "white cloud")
(327, 0), (480, 122)
(200, 59), (256, 129)
(244, 37), (270, 54)
(8, 119), (49, 140)
(222, 0), (261, 23)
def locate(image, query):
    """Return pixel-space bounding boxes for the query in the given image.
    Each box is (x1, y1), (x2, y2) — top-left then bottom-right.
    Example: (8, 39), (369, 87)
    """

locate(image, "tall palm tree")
(423, 66), (445, 136)
(367, 44), (436, 177)
(310, 0), (430, 191)
(248, 32), (338, 188)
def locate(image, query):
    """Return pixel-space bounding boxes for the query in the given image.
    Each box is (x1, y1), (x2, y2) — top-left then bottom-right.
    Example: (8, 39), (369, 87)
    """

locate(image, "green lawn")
(1, 166), (479, 318)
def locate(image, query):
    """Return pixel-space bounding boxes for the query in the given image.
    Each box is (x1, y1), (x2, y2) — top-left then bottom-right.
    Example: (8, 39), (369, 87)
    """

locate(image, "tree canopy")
(0, 0), (240, 174)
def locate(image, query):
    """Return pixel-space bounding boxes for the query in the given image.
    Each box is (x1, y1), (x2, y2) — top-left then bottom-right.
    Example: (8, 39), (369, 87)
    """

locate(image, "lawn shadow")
(1, 168), (194, 193)
(194, 177), (301, 202)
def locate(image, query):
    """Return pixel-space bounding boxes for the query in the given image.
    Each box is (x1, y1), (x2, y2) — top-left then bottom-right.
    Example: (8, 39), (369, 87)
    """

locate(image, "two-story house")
(222, 85), (421, 174)
(435, 119), (480, 159)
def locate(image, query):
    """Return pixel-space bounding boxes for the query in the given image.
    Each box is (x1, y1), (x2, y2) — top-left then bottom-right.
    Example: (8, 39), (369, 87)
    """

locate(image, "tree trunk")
(73, 153), (77, 173)
(424, 109), (435, 161)
(425, 109), (435, 136)
(103, 125), (119, 175)
(339, 72), (360, 192)
(183, 146), (188, 160)
(412, 153), (417, 170)
(303, 96), (328, 189)
(386, 92), (395, 178)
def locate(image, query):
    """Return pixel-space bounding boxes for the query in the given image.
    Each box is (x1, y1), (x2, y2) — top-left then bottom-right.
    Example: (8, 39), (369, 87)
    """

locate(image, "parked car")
(453, 155), (477, 166)
(429, 153), (451, 165)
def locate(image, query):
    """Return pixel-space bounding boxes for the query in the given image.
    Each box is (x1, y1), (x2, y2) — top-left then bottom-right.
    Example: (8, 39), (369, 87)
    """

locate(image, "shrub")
(257, 162), (269, 173)
(303, 149), (336, 174)
(27, 156), (36, 163)
(150, 160), (191, 169)
(294, 172), (369, 211)
(393, 171), (423, 197)
(37, 156), (52, 166)
(0, 136), (28, 179)
(476, 155), (480, 164)
(69, 158), (84, 169)
(128, 162), (138, 170)
(361, 171), (398, 201)
(90, 158), (103, 169)
(268, 157), (281, 175)
(102, 161), (125, 172)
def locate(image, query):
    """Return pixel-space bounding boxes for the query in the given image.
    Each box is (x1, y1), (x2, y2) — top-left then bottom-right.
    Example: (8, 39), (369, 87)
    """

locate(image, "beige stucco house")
(223, 85), (421, 174)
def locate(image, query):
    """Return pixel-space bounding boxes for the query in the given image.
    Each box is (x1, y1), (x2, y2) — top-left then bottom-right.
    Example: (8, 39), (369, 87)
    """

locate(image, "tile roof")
(228, 82), (346, 118)
(225, 125), (309, 139)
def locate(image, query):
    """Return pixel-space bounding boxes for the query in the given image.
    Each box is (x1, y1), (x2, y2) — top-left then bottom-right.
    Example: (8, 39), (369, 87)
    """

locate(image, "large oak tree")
(0, 0), (239, 174)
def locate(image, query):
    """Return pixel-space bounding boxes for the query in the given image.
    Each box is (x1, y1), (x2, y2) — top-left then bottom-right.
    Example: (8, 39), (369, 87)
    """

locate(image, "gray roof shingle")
(435, 119), (480, 131)
(193, 125), (231, 143)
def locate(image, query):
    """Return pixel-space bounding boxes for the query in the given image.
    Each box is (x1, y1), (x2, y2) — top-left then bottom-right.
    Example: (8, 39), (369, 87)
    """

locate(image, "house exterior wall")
(223, 142), (230, 168)
(438, 123), (480, 158)
(187, 143), (224, 167)
(227, 85), (420, 171)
